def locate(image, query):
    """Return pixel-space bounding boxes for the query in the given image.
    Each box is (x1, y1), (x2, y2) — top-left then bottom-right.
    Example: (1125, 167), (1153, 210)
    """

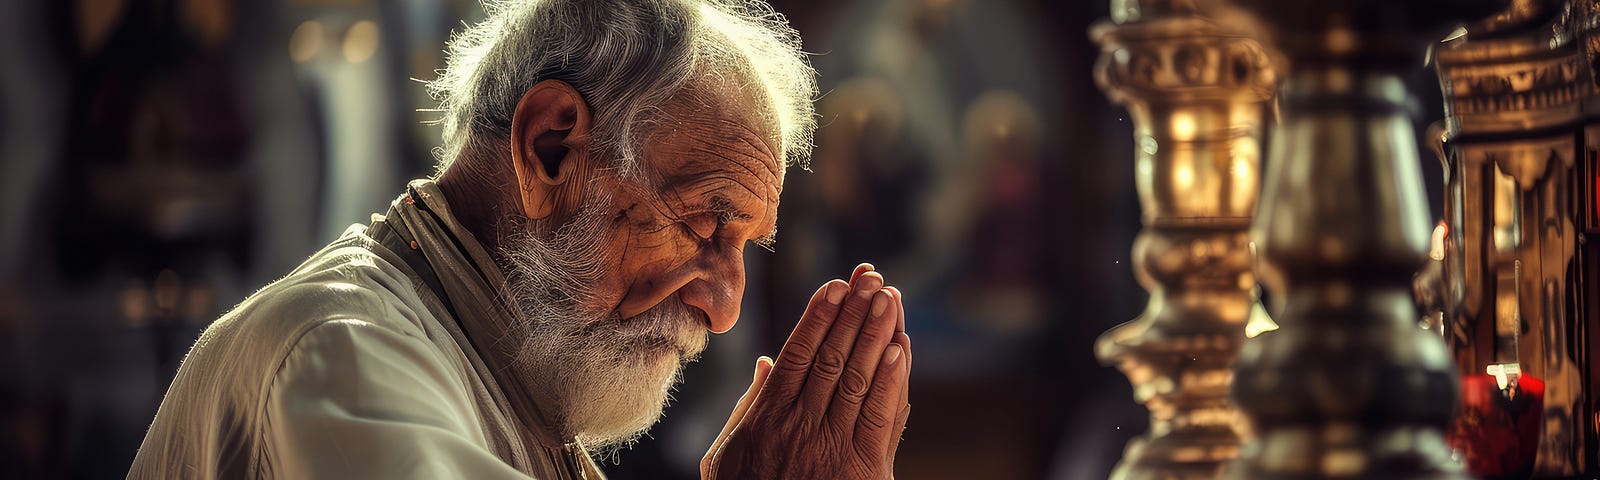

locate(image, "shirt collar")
(381, 178), (578, 449)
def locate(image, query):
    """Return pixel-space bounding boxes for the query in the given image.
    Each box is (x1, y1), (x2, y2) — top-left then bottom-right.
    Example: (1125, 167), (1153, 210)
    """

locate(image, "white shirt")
(130, 181), (603, 479)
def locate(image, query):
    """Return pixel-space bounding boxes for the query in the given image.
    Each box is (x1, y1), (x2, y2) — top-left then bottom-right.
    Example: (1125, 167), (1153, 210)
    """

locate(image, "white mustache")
(596, 298), (710, 364)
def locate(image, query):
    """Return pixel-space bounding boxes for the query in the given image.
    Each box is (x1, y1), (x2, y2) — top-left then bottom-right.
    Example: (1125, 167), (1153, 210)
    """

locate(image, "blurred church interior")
(0, 0), (1595, 478)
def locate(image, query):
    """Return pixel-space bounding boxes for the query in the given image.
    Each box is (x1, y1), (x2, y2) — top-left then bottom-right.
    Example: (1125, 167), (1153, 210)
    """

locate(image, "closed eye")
(681, 213), (720, 241)
(681, 195), (770, 249)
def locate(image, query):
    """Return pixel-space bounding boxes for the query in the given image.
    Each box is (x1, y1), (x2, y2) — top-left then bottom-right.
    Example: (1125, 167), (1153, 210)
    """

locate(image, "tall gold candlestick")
(1091, 1), (1276, 477)
(1218, 0), (1505, 477)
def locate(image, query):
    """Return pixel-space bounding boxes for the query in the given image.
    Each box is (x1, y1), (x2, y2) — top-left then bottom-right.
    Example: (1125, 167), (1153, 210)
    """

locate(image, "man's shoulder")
(130, 227), (477, 479)
(215, 227), (433, 344)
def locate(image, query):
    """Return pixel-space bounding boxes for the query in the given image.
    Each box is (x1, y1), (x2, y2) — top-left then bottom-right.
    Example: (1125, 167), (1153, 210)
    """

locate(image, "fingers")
(884, 286), (905, 334)
(715, 356), (773, 447)
(884, 288), (911, 462)
(848, 263), (874, 284)
(889, 332), (911, 459)
(884, 288), (911, 461)
(703, 356), (771, 479)
(885, 287), (911, 386)
(890, 402), (911, 466)
(799, 271), (884, 414)
(769, 280), (848, 401)
(854, 342), (908, 461)
(825, 289), (899, 429)
(885, 288), (911, 412)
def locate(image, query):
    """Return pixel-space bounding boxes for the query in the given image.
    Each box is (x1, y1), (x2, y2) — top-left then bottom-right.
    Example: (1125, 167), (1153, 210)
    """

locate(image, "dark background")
(0, 0), (1447, 478)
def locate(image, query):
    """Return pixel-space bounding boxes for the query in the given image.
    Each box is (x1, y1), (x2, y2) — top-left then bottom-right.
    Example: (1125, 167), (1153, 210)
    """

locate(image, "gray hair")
(428, 0), (819, 178)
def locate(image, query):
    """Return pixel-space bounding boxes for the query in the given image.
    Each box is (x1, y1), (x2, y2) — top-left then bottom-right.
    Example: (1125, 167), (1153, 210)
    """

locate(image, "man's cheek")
(610, 226), (702, 286)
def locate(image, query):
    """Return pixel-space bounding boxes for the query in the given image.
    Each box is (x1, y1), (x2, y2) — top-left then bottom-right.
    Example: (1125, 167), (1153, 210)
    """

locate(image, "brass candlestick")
(1427, 0), (1598, 474)
(1091, 1), (1276, 477)
(1220, 0), (1504, 477)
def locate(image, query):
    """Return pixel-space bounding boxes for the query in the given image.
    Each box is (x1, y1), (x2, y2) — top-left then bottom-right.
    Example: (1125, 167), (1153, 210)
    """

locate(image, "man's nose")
(679, 253), (745, 334)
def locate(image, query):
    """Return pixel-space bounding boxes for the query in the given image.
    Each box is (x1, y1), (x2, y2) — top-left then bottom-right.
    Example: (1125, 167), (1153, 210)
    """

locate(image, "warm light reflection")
(343, 20), (380, 63)
(1244, 296), (1278, 338)
(1174, 163), (1195, 189)
(1171, 112), (1196, 141)
(1430, 221), (1448, 261)
(1230, 138), (1257, 178)
(289, 21), (322, 63)
(1492, 165), (1520, 252)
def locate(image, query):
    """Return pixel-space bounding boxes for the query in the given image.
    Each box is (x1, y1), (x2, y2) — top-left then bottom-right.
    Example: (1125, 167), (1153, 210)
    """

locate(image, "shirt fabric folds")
(128, 180), (603, 479)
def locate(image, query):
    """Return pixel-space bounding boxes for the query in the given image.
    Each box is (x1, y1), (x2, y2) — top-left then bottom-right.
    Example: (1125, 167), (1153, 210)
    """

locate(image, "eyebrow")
(753, 228), (778, 252)
(706, 195), (778, 251)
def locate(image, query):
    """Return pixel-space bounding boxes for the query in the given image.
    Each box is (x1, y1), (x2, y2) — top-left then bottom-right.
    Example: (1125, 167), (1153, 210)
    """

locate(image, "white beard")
(495, 192), (709, 449)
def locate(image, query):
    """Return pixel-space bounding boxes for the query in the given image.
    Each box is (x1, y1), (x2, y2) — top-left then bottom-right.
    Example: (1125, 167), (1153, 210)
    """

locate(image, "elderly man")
(128, 0), (912, 478)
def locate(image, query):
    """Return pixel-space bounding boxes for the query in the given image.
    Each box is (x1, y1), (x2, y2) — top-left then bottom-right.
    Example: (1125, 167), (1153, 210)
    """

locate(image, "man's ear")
(509, 79), (593, 220)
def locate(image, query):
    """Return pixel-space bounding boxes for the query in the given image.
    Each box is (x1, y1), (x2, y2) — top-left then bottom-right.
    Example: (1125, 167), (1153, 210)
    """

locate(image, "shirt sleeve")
(259, 318), (534, 479)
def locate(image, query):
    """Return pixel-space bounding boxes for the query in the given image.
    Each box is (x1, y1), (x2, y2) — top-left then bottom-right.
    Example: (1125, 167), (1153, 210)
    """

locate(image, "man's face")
(497, 81), (783, 448)
(598, 86), (784, 336)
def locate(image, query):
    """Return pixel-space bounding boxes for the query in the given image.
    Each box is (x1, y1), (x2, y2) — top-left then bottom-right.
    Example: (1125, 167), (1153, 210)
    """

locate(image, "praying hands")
(703, 264), (912, 479)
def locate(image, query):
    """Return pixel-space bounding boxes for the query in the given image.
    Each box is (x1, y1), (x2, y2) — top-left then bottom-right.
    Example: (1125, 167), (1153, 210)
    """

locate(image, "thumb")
(727, 356), (773, 429)
(708, 356), (774, 460)
(752, 355), (774, 384)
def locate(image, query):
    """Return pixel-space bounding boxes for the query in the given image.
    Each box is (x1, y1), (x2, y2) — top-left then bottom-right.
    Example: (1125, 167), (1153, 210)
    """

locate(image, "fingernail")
(871, 292), (890, 317)
(884, 344), (902, 365)
(754, 356), (772, 379)
(857, 274), (882, 298)
(825, 283), (846, 304)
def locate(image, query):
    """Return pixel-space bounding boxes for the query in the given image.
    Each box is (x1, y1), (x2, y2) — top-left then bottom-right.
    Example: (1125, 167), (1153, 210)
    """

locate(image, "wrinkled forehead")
(656, 70), (787, 189)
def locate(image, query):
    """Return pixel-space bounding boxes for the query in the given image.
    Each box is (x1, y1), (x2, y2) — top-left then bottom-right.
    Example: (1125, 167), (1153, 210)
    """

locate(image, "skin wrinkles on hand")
(701, 265), (909, 479)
